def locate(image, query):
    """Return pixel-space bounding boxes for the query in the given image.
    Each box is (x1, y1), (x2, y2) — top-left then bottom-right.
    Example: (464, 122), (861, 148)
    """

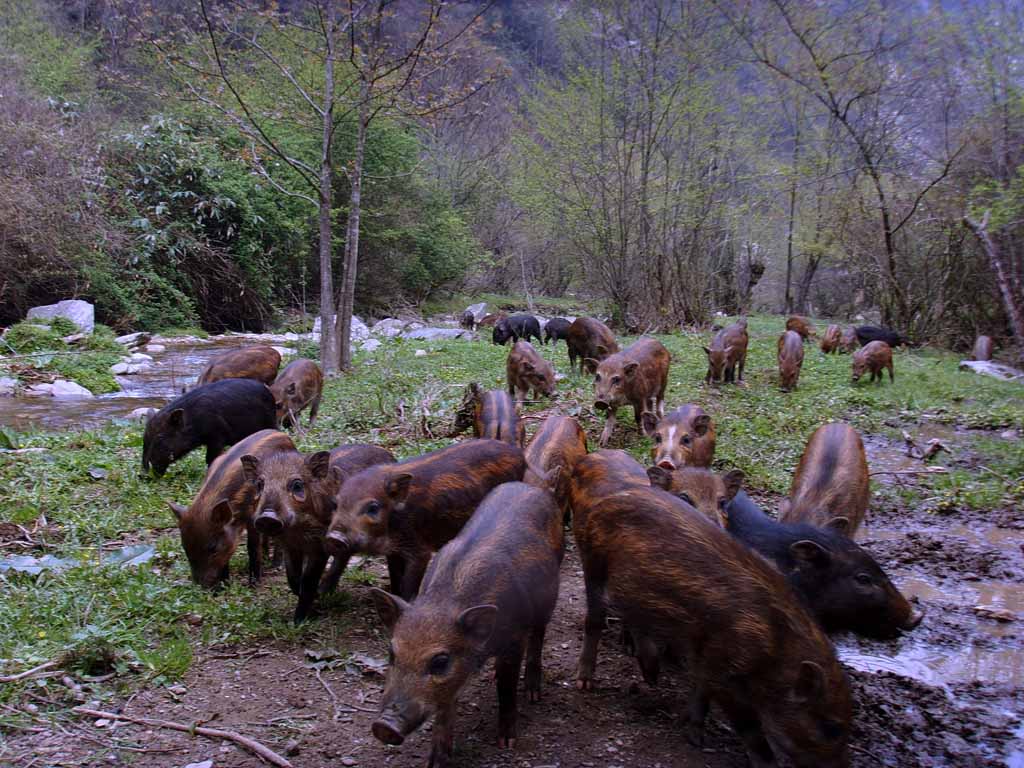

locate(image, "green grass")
(0, 322), (123, 394)
(0, 311), (1021, 701)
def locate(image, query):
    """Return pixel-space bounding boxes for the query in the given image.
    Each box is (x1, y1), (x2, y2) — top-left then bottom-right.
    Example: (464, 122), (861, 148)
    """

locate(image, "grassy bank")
(0, 313), (1022, 708)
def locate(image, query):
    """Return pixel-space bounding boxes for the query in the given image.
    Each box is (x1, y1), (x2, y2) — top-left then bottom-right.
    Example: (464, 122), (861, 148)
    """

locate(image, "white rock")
(27, 299), (94, 334)
(25, 383), (55, 397)
(414, 349), (428, 357)
(129, 352), (153, 362)
(406, 321), (425, 331)
(110, 363), (130, 375)
(402, 327), (471, 341)
(51, 380), (94, 399)
(144, 344), (166, 354)
(115, 332), (150, 347)
(313, 315), (371, 341)
(129, 407), (157, 422)
(372, 318), (406, 338)
(360, 339), (382, 353)
(111, 362), (149, 375)
(271, 346), (296, 357)
(959, 360), (1024, 381)
(0, 377), (17, 396)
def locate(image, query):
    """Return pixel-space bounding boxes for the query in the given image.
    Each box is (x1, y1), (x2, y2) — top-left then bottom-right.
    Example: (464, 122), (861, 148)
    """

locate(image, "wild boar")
(142, 378), (277, 477)
(854, 325), (903, 348)
(324, 439), (526, 599)
(704, 318), (748, 384)
(778, 330), (805, 391)
(575, 485), (852, 767)
(851, 340), (894, 384)
(641, 404), (716, 470)
(168, 429), (295, 588)
(786, 315), (815, 339)
(973, 335), (994, 361)
(370, 482), (563, 765)
(728, 491), (923, 638)
(646, 466), (743, 527)
(270, 358), (324, 428)
(820, 324), (842, 354)
(524, 415), (588, 522)
(196, 345), (281, 386)
(779, 423), (869, 537)
(450, 383), (524, 447)
(477, 312), (505, 329)
(591, 338), (670, 448)
(242, 443), (395, 623)
(838, 326), (858, 353)
(459, 310), (476, 331)
(569, 449), (650, 516)
(566, 317), (619, 375)
(492, 314), (542, 346)
(506, 341), (556, 406)
(543, 317), (572, 345)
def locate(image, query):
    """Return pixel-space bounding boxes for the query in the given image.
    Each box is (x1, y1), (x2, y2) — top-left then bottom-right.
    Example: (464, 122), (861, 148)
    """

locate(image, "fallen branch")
(869, 467), (947, 477)
(71, 707), (293, 768)
(0, 660), (60, 683)
(314, 669), (341, 721)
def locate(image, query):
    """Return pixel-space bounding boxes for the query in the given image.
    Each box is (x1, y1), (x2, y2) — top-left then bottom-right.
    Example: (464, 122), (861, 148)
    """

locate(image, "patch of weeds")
(46, 350), (121, 394)
(1, 321), (68, 353)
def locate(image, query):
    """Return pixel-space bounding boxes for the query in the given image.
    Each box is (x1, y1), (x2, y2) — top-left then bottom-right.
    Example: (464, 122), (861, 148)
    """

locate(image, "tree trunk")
(964, 214), (1024, 348)
(318, 20), (338, 375)
(335, 86), (369, 371)
(783, 123), (800, 314)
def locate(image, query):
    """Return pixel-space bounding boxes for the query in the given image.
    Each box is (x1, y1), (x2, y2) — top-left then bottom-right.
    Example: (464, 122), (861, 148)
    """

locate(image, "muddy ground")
(4, 425), (1024, 768)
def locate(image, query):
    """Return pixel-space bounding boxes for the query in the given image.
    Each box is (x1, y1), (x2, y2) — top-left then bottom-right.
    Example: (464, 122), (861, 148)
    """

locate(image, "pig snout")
(371, 717), (407, 745)
(324, 530), (351, 556)
(254, 509), (285, 536)
(656, 458), (676, 470)
(594, 399), (610, 412)
(901, 604), (925, 631)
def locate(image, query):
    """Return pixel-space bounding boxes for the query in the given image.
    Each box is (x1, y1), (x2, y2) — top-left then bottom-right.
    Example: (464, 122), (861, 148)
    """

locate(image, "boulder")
(959, 360), (1024, 381)
(129, 352), (154, 363)
(312, 315), (371, 341)
(144, 344), (166, 354)
(372, 318), (406, 338)
(0, 377), (17, 396)
(25, 383), (55, 397)
(360, 339), (383, 353)
(414, 349), (428, 357)
(51, 380), (94, 399)
(464, 302), (488, 322)
(116, 332), (151, 348)
(111, 362), (149, 375)
(129, 407), (157, 422)
(401, 327), (471, 341)
(27, 300), (94, 334)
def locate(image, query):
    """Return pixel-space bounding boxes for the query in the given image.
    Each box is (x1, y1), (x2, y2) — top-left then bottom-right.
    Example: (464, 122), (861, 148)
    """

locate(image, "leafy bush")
(2, 321), (67, 353)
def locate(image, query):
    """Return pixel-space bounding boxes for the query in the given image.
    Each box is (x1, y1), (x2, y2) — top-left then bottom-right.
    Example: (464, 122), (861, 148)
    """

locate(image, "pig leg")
(204, 437), (226, 466)
(496, 640), (526, 747)
(633, 632), (661, 687)
(428, 701), (456, 768)
(685, 680), (710, 746)
(319, 551), (351, 594)
(576, 564), (608, 689)
(738, 353), (746, 382)
(598, 408), (618, 448)
(889, 361), (895, 382)
(294, 549), (329, 624)
(386, 555), (406, 597)
(284, 548), (303, 596)
(524, 624), (546, 702)
(399, 553), (431, 600)
(308, 393), (321, 426)
(245, 522), (262, 585)
(715, 693), (775, 767)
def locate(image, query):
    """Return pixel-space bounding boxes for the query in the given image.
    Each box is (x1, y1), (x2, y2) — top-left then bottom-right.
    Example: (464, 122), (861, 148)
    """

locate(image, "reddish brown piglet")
(779, 423), (869, 537)
(370, 482), (563, 767)
(820, 324), (842, 354)
(242, 444), (395, 623)
(852, 340), (894, 384)
(838, 326), (858, 352)
(270, 358), (323, 428)
(506, 341), (556, 406)
(324, 439), (526, 599)
(196, 345), (281, 386)
(704, 318), (748, 384)
(524, 415), (588, 522)
(451, 383), (524, 447)
(590, 337), (670, 447)
(778, 330), (805, 391)
(566, 317), (619, 375)
(646, 465), (743, 527)
(168, 429), (295, 589)
(642, 404), (715, 470)
(574, 485), (852, 768)
(786, 315), (816, 339)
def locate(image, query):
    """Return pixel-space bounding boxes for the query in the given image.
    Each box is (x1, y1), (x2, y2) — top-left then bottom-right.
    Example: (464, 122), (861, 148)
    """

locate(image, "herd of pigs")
(140, 314), (951, 768)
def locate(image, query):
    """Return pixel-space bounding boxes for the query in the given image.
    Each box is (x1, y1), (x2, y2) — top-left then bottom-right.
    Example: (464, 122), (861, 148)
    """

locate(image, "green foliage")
(2, 321), (67, 353)
(0, 0), (96, 100)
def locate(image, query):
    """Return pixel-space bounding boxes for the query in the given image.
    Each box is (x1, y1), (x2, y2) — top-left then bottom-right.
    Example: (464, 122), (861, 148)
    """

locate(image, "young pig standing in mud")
(370, 482), (563, 766)
(642, 404), (716, 470)
(506, 340), (556, 406)
(590, 337), (670, 448)
(704, 317), (748, 384)
(242, 444), (395, 623)
(324, 439), (526, 599)
(270, 358), (323, 428)
(168, 429), (294, 588)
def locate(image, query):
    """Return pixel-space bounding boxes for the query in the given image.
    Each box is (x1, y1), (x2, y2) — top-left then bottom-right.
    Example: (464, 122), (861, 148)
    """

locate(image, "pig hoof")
(685, 722), (704, 748)
(575, 677), (593, 691)
(498, 737), (516, 749)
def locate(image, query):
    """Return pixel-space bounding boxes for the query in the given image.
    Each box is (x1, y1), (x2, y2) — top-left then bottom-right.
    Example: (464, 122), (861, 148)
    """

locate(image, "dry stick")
(314, 669), (341, 721)
(868, 468), (948, 477)
(0, 661), (60, 683)
(71, 707), (293, 768)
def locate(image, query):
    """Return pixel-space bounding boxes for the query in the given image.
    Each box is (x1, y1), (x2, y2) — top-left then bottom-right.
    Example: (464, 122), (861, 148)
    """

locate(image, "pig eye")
(718, 498), (727, 509)
(289, 479), (305, 497)
(207, 540), (219, 554)
(595, 374), (602, 382)
(677, 492), (694, 506)
(611, 376), (621, 384)
(855, 572), (873, 586)
(681, 436), (691, 446)
(654, 434), (662, 443)
(427, 652), (450, 676)
(363, 501), (381, 518)
(255, 478), (264, 494)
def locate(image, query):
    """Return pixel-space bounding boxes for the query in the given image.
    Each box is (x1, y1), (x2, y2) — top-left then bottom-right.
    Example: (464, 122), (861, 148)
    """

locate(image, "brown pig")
(241, 443), (395, 623)
(851, 340), (894, 384)
(370, 482), (563, 765)
(820, 324), (842, 354)
(270, 358), (324, 428)
(838, 326), (858, 352)
(973, 335), (994, 361)
(641, 404), (715, 470)
(591, 337), (671, 448)
(566, 317), (619, 375)
(646, 466), (744, 527)
(786, 315), (816, 339)
(574, 485), (852, 767)
(324, 439), (526, 599)
(703, 318), (748, 384)
(778, 330), (805, 391)
(524, 415), (588, 521)
(779, 423), (869, 537)
(197, 345), (281, 386)
(506, 341), (556, 406)
(168, 429), (295, 588)
(449, 383), (524, 447)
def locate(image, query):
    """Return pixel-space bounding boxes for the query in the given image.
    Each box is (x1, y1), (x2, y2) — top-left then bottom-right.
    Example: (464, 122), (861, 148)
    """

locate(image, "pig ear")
(692, 414), (711, 436)
(825, 516), (851, 536)
(646, 466), (672, 490)
(641, 412), (659, 436)
(724, 345), (735, 356)
(457, 604), (498, 649)
(594, 344), (608, 357)
(370, 587), (409, 633)
(793, 660), (826, 704)
(722, 470), (744, 500)
(240, 455), (260, 483)
(702, 346), (711, 357)
(328, 465), (345, 488)
(469, 382), (482, 399)
(211, 499), (233, 529)
(168, 408), (186, 429)
(521, 360), (535, 372)
(306, 451), (331, 480)
(167, 500), (187, 521)
(789, 540), (831, 568)
(623, 361), (639, 377)
(386, 473), (413, 503)
(286, 382), (297, 396)
(583, 358), (599, 372)
(535, 465), (562, 495)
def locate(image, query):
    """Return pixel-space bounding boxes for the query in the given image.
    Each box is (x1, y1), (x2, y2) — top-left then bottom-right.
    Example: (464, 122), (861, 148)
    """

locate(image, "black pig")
(492, 314), (542, 346)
